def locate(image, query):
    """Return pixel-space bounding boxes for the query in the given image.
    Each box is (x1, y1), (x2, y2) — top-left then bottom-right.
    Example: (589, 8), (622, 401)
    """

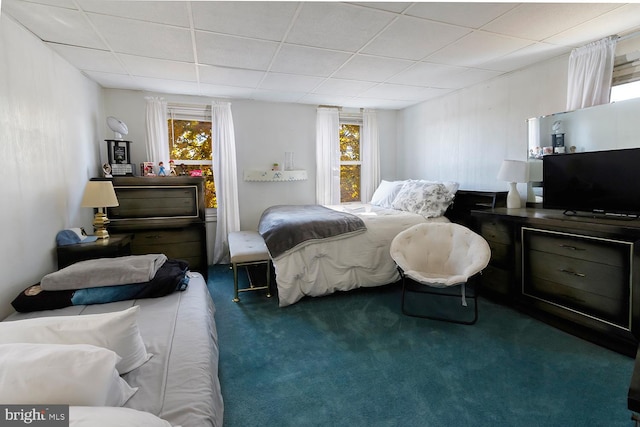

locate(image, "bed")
(2, 269), (223, 427)
(259, 179), (458, 307)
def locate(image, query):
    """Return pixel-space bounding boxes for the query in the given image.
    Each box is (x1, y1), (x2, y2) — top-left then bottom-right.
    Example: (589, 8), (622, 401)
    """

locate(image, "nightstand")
(56, 234), (133, 269)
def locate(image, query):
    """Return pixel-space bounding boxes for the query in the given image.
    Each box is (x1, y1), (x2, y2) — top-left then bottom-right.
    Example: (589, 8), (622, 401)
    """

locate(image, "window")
(339, 116), (361, 203)
(167, 104), (217, 208)
(611, 35), (640, 102)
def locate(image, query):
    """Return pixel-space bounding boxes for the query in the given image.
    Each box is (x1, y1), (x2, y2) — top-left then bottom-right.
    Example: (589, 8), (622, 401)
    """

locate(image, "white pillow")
(392, 180), (456, 217)
(70, 407), (174, 427)
(0, 306), (151, 374)
(0, 343), (138, 406)
(370, 180), (405, 208)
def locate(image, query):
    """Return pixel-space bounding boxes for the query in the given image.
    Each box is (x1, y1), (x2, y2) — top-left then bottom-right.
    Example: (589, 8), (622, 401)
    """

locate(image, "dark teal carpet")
(207, 265), (634, 427)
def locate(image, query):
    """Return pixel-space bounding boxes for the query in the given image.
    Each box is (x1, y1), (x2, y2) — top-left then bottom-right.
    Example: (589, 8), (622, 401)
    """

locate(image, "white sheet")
(5, 273), (223, 427)
(273, 203), (449, 307)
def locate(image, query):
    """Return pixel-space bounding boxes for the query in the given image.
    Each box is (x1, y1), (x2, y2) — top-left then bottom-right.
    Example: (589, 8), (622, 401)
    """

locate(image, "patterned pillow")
(391, 181), (456, 217)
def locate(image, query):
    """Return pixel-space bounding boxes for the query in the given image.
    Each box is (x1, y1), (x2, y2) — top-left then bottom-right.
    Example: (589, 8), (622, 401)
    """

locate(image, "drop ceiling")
(3, 1), (640, 110)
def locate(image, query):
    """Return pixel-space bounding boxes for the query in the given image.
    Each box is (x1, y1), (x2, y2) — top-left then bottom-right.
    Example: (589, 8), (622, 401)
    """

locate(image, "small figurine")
(102, 163), (113, 178)
(169, 160), (177, 176)
(158, 161), (167, 176)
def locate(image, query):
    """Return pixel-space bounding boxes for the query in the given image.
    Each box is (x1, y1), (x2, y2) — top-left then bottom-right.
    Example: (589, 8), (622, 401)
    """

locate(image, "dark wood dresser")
(472, 207), (640, 356)
(106, 176), (208, 279)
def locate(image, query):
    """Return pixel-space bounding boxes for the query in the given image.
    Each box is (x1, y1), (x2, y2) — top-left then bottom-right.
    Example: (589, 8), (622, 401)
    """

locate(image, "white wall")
(397, 55), (569, 198)
(0, 15), (103, 318)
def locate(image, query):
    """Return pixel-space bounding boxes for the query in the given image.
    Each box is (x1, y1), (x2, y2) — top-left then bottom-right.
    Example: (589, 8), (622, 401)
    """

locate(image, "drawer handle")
(145, 235), (162, 240)
(558, 244), (585, 251)
(558, 268), (586, 278)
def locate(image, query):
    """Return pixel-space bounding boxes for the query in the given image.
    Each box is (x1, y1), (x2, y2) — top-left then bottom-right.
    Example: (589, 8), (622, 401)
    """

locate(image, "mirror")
(527, 96), (640, 204)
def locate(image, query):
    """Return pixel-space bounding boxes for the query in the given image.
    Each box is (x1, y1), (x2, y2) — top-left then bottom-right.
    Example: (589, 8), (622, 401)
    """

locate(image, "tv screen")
(543, 148), (640, 216)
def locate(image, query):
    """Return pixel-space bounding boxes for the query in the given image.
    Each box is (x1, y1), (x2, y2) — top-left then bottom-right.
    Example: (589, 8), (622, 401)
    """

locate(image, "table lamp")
(497, 160), (528, 209)
(81, 181), (119, 239)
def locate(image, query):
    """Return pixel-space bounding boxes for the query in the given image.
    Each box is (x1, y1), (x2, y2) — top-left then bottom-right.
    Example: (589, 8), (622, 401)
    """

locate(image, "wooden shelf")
(243, 170), (307, 182)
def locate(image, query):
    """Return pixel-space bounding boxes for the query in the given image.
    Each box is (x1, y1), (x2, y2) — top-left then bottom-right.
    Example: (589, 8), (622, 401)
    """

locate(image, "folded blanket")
(258, 204), (366, 259)
(12, 259), (189, 313)
(41, 254), (168, 291)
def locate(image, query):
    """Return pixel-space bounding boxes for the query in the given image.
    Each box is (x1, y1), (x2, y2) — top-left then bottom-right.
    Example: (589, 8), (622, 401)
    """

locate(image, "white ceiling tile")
(360, 83), (450, 101)
(479, 43), (571, 73)
(199, 84), (256, 99)
(3, 1), (107, 49)
(435, 68), (503, 90)
(198, 65), (265, 88)
(270, 45), (352, 77)
(546, 4), (640, 47)
(361, 15), (472, 60)
(313, 78), (377, 96)
(389, 62), (467, 87)
(88, 14), (193, 62)
(427, 31), (534, 67)
(132, 77), (202, 96)
(348, 3), (412, 14)
(47, 44), (126, 74)
(286, 2), (394, 52)
(196, 31), (279, 70)
(333, 54), (414, 82)
(192, 1), (299, 41)
(483, 3), (620, 41)
(118, 55), (196, 82)
(78, 0), (190, 27)
(260, 73), (324, 92)
(406, 3), (517, 29)
(83, 71), (139, 90)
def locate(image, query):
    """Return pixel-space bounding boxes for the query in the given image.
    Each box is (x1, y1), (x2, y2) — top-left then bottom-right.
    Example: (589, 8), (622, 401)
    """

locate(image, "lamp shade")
(81, 181), (119, 208)
(497, 160), (528, 183)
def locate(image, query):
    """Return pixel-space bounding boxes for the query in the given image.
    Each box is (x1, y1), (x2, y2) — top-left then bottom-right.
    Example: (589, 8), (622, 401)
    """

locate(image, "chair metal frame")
(397, 266), (480, 325)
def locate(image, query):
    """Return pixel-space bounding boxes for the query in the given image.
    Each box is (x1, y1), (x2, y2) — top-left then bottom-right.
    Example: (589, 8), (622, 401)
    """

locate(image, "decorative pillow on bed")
(0, 343), (138, 406)
(370, 180), (405, 208)
(391, 180), (457, 217)
(0, 306), (151, 374)
(70, 407), (174, 427)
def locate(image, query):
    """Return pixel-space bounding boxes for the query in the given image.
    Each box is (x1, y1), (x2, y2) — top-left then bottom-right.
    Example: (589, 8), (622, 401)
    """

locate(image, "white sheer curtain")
(144, 97), (170, 166)
(315, 107), (340, 205)
(360, 109), (380, 203)
(566, 36), (618, 111)
(212, 101), (240, 264)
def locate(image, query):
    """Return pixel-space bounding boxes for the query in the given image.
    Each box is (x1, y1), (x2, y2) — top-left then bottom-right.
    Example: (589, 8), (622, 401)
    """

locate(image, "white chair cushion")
(390, 222), (491, 287)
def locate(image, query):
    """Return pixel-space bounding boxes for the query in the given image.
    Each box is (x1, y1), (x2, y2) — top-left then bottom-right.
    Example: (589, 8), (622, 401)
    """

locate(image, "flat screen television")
(543, 148), (640, 217)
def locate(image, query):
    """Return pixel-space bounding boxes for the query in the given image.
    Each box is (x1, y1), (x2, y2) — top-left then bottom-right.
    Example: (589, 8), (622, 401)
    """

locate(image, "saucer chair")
(390, 222), (491, 324)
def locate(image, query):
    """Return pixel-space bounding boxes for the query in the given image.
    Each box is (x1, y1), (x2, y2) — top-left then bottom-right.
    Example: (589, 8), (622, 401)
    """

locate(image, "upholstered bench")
(228, 231), (272, 302)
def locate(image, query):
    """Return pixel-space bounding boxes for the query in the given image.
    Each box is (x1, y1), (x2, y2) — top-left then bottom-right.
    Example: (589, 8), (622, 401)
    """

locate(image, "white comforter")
(273, 203), (449, 307)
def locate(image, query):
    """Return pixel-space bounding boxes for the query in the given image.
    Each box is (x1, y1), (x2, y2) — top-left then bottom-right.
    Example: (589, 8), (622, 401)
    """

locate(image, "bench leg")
(232, 263), (240, 302)
(266, 260), (272, 298)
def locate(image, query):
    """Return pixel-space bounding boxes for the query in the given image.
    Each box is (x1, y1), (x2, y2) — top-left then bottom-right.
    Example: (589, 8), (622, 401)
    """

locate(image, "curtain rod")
(618, 29), (640, 42)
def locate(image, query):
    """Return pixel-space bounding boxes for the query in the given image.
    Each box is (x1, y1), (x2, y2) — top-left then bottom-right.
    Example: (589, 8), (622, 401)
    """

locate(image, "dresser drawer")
(527, 250), (626, 301)
(524, 228), (627, 267)
(480, 221), (511, 245)
(131, 227), (205, 272)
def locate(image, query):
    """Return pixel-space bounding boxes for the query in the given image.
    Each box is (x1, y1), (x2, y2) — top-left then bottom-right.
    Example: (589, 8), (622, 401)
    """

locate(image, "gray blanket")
(258, 205), (366, 259)
(40, 254), (168, 291)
